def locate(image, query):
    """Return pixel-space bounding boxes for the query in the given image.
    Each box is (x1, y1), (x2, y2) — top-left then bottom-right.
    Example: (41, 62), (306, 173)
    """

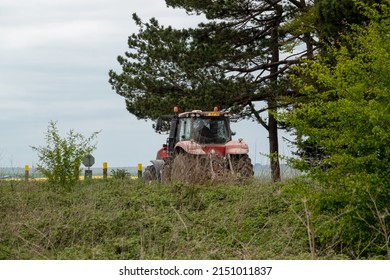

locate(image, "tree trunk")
(268, 106), (280, 182)
(268, 6), (282, 182)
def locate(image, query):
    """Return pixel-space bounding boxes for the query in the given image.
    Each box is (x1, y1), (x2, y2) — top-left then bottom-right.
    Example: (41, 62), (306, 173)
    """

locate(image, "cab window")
(178, 118), (191, 140)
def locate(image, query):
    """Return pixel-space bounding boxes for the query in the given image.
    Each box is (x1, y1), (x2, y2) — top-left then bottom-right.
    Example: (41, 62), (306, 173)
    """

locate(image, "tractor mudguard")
(225, 140), (249, 155)
(150, 159), (165, 181)
(175, 141), (206, 155)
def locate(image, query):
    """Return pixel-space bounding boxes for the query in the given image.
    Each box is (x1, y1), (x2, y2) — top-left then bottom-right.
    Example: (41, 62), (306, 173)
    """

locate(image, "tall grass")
(0, 178), (307, 260)
(0, 177), (357, 260)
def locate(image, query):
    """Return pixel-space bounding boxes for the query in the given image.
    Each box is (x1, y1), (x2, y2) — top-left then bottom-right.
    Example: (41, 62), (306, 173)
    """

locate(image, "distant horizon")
(0, 163), (301, 179)
(0, 162), (292, 169)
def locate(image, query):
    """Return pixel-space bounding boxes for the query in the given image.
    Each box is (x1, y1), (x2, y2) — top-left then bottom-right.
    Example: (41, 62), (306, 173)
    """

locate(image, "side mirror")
(155, 117), (163, 132)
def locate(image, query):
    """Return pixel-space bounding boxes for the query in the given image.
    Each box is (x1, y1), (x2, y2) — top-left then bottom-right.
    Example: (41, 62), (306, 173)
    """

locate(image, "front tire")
(143, 165), (157, 184)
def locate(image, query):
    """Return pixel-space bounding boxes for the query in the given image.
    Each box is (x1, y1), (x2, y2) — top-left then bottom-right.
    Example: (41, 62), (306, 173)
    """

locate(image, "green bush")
(31, 121), (100, 190)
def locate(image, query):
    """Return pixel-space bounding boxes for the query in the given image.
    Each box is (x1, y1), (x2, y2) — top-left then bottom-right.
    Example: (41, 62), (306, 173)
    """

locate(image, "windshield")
(178, 117), (230, 144)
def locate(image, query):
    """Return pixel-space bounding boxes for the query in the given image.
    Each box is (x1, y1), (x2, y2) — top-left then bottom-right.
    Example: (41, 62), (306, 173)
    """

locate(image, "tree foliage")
(283, 1), (390, 258)
(109, 1), (318, 119)
(288, 3), (390, 177)
(31, 121), (100, 190)
(315, 0), (385, 46)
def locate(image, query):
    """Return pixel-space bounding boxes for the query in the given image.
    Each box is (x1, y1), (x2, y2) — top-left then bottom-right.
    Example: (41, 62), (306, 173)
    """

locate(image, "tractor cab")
(155, 107), (232, 157)
(176, 111), (231, 144)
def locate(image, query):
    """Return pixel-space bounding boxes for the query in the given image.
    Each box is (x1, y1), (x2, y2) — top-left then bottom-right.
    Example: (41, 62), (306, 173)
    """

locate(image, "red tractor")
(144, 107), (254, 183)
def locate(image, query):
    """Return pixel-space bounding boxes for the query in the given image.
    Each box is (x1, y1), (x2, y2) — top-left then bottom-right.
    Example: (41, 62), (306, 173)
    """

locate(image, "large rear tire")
(171, 153), (213, 183)
(171, 153), (186, 183)
(161, 159), (172, 183)
(232, 155), (254, 179)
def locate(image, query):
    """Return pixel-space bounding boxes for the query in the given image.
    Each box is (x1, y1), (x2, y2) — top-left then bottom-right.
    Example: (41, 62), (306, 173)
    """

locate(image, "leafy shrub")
(31, 121), (100, 190)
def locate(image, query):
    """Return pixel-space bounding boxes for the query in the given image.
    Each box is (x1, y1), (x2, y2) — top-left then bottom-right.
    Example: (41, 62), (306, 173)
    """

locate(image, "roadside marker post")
(24, 165), (29, 181)
(137, 163), (142, 178)
(103, 162), (108, 179)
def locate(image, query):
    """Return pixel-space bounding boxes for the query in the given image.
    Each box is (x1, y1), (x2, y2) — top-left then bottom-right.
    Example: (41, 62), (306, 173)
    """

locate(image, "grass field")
(0, 177), (353, 260)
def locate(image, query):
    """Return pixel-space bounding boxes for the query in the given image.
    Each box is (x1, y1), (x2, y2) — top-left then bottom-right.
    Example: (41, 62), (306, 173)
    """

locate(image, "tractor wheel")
(161, 160), (172, 183)
(192, 155), (210, 183)
(171, 153), (187, 182)
(143, 165), (157, 184)
(171, 153), (197, 183)
(232, 155), (254, 179)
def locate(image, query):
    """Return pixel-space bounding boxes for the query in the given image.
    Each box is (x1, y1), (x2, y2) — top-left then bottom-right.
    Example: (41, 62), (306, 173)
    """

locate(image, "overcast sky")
(0, 0), (293, 169)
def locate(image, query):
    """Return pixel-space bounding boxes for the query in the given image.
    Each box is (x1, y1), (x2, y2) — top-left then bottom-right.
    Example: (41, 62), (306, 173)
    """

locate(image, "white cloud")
(1, 20), (112, 50)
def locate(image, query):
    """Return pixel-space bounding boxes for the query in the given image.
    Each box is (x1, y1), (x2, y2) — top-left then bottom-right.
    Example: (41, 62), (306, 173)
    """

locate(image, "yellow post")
(103, 162), (108, 179)
(137, 163), (142, 178)
(24, 165), (29, 181)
